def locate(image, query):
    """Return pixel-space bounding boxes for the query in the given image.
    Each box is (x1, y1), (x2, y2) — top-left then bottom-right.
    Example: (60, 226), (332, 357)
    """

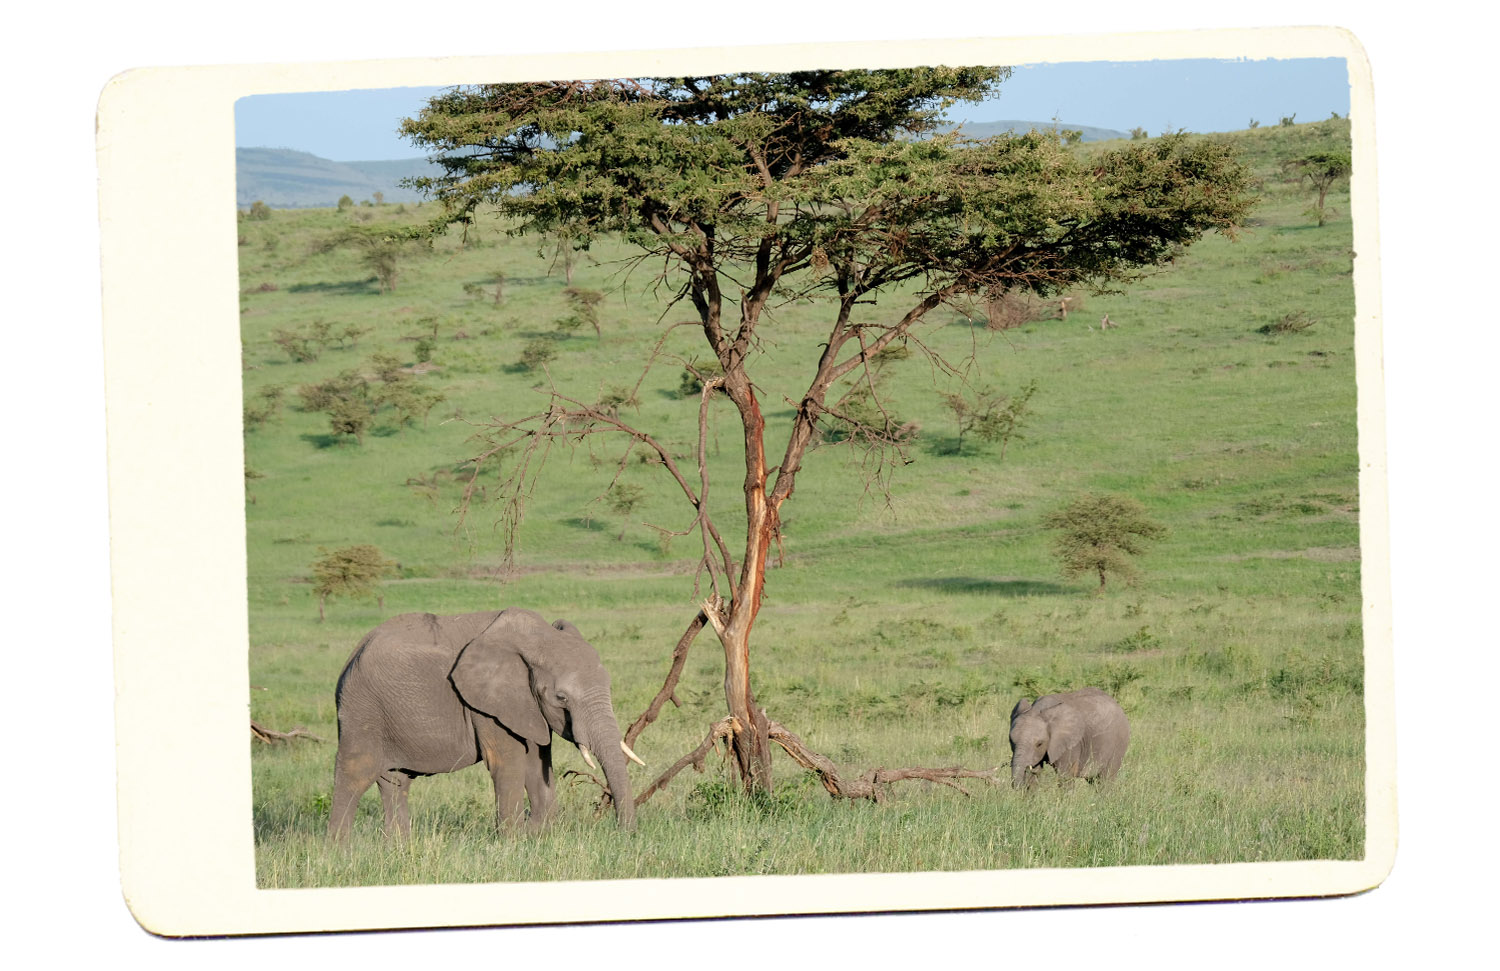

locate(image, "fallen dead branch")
(250, 720), (326, 744)
(769, 720), (998, 803)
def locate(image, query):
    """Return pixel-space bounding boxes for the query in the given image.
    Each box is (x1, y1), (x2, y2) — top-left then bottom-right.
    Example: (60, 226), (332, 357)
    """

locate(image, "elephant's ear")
(552, 618), (582, 637)
(1045, 707), (1085, 774)
(450, 611), (550, 745)
(1010, 698), (1033, 727)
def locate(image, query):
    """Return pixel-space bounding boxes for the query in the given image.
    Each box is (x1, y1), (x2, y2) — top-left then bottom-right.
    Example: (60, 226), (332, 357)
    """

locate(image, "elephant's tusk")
(579, 745), (599, 771)
(621, 739), (646, 767)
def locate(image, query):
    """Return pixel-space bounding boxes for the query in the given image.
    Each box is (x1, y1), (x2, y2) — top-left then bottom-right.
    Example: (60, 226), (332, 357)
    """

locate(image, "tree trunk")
(722, 367), (776, 794)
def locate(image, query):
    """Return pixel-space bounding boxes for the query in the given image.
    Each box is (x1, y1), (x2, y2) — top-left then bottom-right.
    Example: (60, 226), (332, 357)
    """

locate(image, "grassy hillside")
(947, 119), (1130, 141)
(236, 148), (434, 208)
(240, 117), (1364, 887)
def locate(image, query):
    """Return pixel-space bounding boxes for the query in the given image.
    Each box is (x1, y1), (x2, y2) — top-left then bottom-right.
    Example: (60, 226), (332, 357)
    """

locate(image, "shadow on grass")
(288, 278), (382, 296)
(898, 576), (1072, 597)
(300, 432), (356, 449)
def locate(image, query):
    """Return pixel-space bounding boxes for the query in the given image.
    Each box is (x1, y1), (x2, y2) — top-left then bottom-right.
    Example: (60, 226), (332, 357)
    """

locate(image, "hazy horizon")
(235, 57), (1350, 161)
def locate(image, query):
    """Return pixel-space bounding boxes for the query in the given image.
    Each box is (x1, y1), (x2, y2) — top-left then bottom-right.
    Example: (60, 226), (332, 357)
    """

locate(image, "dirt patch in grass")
(1223, 546), (1360, 563)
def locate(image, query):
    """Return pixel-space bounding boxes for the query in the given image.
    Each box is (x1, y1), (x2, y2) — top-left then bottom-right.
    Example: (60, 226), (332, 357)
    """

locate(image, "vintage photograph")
(231, 48), (1377, 895)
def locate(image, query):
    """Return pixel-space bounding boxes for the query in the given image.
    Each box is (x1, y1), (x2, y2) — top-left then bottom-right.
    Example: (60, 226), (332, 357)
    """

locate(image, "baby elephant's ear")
(450, 611), (550, 745)
(1010, 698), (1033, 726)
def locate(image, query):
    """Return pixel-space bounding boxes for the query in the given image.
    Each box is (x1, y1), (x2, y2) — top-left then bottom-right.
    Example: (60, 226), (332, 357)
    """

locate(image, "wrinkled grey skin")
(329, 608), (635, 838)
(1009, 687), (1130, 789)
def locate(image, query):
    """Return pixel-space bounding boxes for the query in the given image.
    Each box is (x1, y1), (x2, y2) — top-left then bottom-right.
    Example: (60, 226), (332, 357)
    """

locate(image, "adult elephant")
(1009, 687), (1130, 789)
(329, 608), (643, 839)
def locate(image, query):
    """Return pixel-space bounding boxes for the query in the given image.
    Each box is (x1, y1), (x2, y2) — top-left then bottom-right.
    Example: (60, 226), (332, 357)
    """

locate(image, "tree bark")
(721, 371), (775, 793)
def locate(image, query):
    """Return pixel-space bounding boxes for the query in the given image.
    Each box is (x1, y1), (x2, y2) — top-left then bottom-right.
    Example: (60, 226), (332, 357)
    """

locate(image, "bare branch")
(633, 715), (741, 807)
(250, 720), (326, 744)
(767, 720), (998, 803)
(624, 611), (707, 747)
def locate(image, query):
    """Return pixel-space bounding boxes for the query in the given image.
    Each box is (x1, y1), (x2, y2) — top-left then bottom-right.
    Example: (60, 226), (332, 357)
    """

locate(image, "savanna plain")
(243, 119), (1365, 887)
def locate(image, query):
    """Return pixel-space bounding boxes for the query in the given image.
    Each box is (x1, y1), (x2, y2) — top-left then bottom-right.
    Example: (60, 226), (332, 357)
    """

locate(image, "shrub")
(518, 339), (559, 372)
(1044, 493), (1166, 591)
(337, 195), (354, 211)
(298, 370), (368, 413)
(1257, 311), (1317, 335)
(596, 385), (639, 418)
(678, 358), (725, 397)
(557, 287), (605, 337)
(246, 200), (272, 221)
(310, 544), (397, 620)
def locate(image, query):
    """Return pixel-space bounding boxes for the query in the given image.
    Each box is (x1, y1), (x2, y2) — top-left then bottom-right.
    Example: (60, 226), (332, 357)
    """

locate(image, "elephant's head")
(450, 608), (640, 829)
(1009, 697), (1084, 790)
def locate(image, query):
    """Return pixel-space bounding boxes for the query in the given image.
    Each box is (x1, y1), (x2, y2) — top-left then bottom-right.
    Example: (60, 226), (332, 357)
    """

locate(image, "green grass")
(242, 118), (1364, 887)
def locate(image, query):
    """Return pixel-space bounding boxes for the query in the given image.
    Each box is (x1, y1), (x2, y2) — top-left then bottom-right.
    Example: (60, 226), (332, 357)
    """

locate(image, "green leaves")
(401, 71), (1251, 317)
(1045, 493), (1167, 590)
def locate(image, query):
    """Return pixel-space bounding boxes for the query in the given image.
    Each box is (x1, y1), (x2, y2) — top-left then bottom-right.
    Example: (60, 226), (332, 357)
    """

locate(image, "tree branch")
(633, 715), (741, 807)
(624, 611), (708, 747)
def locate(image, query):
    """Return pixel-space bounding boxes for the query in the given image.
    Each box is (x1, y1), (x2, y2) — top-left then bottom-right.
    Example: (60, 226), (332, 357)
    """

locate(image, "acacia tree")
(1283, 151), (1351, 227)
(401, 70), (1252, 798)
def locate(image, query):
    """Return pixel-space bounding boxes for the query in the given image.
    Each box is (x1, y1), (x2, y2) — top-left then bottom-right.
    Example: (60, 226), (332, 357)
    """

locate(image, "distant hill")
(239, 121), (1131, 209)
(943, 120), (1131, 142)
(236, 148), (437, 209)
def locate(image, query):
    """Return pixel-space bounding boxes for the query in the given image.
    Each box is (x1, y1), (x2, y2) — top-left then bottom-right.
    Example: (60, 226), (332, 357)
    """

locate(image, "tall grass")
(242, 118), (1363, 887)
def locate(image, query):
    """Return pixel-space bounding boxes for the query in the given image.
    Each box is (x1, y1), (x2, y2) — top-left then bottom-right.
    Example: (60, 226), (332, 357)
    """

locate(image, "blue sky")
(234, 58), (1350, 161)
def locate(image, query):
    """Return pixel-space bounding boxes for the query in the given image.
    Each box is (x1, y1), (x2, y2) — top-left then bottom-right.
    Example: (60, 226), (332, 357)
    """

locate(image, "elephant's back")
(335, 612), (497, 774)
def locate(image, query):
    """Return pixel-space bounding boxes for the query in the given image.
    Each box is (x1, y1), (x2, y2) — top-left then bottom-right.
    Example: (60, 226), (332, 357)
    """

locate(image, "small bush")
(1045, 493), (1167, 591)
(678, 358), (725, 397)
(1257, 311), (1317, 335)
(518, 339), (559, 372)
(337, 195), (354, 211)
(246, 200), (272, 221)
(596, 385), (639, 418)
(310, 544), (397, 620)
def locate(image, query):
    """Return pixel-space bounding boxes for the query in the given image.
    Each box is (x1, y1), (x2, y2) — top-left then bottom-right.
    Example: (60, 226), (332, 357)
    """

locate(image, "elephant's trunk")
(1012, 758), (1035, 790)
(578, 697), (636, 831)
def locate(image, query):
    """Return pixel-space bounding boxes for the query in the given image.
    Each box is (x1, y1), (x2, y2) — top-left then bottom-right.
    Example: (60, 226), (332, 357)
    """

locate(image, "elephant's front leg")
(524, 741), (555, 830)
(477, 722), (529, 830)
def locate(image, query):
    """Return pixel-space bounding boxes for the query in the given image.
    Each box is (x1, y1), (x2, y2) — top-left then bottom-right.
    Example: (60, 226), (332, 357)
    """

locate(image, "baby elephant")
(1009, 687), (1130, 789)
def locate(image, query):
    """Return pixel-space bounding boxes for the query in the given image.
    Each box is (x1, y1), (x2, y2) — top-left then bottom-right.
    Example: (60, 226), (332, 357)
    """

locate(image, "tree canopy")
(399, 69), (1254, 797)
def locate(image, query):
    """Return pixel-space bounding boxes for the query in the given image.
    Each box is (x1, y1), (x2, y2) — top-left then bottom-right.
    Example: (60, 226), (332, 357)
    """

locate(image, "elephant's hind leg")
(330, 749), (381, 841)
(376, 770), (415, 839)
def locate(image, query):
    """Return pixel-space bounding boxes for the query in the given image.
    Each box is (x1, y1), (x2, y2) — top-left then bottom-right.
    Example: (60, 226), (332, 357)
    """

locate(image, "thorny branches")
(453, 367), (735, 594)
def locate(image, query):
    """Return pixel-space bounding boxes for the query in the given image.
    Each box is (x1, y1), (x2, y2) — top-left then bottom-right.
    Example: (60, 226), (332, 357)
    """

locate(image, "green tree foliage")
(1283, 151), (1352, 227)
(298, 357), (444, 441)
(937, 379), (1038, 457)
(310, 544), (397, 621)
(314, 227), (414, 292)
(246, 200), (272, 221)
(401, 70), (1252, 794)
(557, 287), (605, 337)
(606, 483), (646, 540)
(1044, 493), (1167, 591)
(242, 384), (284, 431)
(518, 339), (558, 372)
(337, 194), (354, 211)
